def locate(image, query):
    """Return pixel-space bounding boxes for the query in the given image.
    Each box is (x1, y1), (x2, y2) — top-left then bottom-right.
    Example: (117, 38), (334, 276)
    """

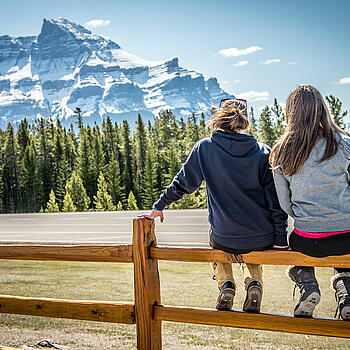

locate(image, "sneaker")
(287, 266), (320, 318)
(243, 281), (262, 313)
(340, 303), (350, 320)
(216, 281), (235, 310)
(333, 276), (350, 321)
(294, 290), (320, 318)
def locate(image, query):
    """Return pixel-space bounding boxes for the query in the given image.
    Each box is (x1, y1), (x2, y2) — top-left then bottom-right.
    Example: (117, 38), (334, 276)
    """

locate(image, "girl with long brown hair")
(270, 85), (350, 320)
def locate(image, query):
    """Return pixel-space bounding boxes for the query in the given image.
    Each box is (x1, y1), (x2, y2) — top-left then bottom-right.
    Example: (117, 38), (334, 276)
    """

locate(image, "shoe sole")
(294, 292), (320, 318)
(243, 287), (262, 313)
(341, 305), (350, 321)
(216, 288), (235, 310)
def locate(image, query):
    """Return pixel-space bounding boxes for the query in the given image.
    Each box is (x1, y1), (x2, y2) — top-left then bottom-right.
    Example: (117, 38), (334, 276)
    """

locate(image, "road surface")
(0, 210), (292, 246)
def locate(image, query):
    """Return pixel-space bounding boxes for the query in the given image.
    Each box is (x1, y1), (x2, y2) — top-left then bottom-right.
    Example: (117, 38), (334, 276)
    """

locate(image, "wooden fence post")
(133, 218), (162, 350)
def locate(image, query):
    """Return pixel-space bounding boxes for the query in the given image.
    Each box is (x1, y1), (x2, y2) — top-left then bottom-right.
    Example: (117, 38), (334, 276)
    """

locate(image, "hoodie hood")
(210, 130), (258, 157)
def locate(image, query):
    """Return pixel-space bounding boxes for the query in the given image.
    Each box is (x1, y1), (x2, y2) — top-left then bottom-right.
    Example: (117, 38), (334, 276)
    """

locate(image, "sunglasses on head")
(219, 98), (247, 108)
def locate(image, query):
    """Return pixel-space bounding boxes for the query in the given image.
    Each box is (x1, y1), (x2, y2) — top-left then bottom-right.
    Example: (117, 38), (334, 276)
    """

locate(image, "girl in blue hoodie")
(144, 99), (288, 312)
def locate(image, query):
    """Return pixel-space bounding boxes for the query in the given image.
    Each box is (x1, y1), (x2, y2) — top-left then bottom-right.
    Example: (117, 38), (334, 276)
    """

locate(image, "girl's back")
(281, 133), (350, 231)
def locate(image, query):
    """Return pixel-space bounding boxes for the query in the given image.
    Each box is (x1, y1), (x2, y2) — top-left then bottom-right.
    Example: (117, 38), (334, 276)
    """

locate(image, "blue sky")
(1, 0), (349, 120)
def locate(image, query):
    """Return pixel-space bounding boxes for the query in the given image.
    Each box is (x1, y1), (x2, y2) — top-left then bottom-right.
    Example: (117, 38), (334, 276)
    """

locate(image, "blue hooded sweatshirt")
(153, 130), (288, 249)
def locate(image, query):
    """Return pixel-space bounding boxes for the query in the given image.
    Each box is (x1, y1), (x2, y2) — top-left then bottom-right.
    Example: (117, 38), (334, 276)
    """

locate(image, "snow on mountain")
(0, 18), (234, 128)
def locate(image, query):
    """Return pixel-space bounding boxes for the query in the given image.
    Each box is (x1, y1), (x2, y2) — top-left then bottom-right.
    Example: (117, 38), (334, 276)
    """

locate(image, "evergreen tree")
(62, 192), (76, 212)
(102, 116), (119, 165)
(1, 123), (19, 212)
(187, 113), (200, 144)
(94, 172), (116, 211)
(199, 113), (208, 139)
(165, 143), (180, 183)
(106, 159), (125, 207)
(65, 171), (90, 211)
(16, 119), (30, 161)
(74, 107), (83, 133)
(142, 146), (158, 209)
(121, 120), (133, 196)
(19, 141), (39, 212)
(55, 157), (70, 210)
(45, 189), (59, 213)
(78, 127), (95, 202)
(127, 191), (139, 210)
(326, 95), (348, 132)
(37, 118), (54, 207)
(116, 201), (123, 211)
(92, 124), (105, 180)
(271, 98), (285, 138)
(133, 114), (147, 207)
(258, 106), (276, 147)
(248, 107), (259, 139)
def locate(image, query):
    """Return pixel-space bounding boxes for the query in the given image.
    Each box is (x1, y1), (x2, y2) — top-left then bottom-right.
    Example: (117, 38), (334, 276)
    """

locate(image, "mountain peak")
(38, 18), (120, 58)
(42, 18), (93, 38)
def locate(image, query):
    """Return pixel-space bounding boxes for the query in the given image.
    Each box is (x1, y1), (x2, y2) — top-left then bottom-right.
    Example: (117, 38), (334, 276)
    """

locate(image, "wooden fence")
(0, 217), (350, 349)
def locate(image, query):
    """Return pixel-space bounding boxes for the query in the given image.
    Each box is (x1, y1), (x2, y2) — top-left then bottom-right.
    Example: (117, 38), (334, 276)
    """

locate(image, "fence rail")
(150, 246), (350, 267)
(0, 217), (350, 349)
(0, 295), (134, 324)
(0, 244), (133, 263)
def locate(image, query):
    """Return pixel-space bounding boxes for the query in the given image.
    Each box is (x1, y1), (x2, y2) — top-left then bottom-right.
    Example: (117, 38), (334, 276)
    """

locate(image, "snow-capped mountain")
(0, 18), (234, 128)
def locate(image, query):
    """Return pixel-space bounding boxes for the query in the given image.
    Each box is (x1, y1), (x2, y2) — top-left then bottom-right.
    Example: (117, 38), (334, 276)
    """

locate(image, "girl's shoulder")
(337, 132), (350, 158)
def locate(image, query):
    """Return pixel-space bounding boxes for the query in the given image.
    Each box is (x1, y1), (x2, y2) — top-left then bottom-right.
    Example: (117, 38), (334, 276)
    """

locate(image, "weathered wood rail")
(0, 217), (350, 349)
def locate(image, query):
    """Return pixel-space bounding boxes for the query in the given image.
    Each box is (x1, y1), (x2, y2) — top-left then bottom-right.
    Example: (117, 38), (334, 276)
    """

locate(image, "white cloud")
(260, 59), (281, 65)
(223, 80), (229, 84)
(85, 19), (110, 28)
(337, 77), (350, 85)
(236, 91), (269, 102)
(234, 60), (248, 67)
(233, 80), (240, 83)
(288, 61), (298, 65)
(219, 45), (263, 57)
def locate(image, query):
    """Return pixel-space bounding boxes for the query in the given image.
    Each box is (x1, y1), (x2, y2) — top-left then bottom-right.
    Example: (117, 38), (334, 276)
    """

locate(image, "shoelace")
(292, 284), (297, 300)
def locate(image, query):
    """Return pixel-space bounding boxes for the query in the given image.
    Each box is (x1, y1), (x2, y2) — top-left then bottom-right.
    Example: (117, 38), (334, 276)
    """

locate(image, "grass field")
(0, 260), (349, 349)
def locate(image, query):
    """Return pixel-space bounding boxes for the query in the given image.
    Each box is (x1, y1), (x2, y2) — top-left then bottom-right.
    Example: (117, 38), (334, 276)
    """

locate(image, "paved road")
(0, 210), (211, 246)
(0, 210), (293, 246)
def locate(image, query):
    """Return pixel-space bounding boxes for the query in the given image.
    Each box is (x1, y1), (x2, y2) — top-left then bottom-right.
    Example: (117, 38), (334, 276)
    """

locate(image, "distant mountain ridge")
(0, 18), (234, 127)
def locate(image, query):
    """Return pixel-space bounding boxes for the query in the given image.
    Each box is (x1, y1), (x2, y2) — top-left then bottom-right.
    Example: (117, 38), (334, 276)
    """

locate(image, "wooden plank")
(150, 247), (350, 268)
(154, 305), (350, 338)
(0, 244), (133, 263)
(133, 218), (162, 350)
(0, 295), (134, 324)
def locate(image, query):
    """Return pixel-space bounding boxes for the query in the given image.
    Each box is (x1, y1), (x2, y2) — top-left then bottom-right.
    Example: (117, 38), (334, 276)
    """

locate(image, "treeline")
(0, 96), (347, 213)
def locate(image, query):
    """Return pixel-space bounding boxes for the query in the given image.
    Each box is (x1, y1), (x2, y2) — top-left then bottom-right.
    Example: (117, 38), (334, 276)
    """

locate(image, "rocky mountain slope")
(0, 18), (234, 128)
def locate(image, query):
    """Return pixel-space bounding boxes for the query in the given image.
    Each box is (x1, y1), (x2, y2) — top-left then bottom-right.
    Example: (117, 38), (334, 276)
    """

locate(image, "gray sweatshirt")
(273, 132), (350, 232)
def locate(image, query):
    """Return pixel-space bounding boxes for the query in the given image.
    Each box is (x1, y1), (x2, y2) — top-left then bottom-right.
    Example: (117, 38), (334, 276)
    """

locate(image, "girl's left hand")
(138, 209), (164, 223)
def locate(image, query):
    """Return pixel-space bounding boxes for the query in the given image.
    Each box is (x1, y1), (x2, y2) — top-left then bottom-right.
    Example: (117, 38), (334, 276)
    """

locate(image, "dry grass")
(0, 260), (349, 349)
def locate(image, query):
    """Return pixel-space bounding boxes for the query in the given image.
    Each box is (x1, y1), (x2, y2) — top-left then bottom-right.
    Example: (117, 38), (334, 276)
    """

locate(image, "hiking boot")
(243, 280), (262, 313)
(332, 274), (350, 321)
(216, 281), (235, 310)
(287, 266), (320, 318)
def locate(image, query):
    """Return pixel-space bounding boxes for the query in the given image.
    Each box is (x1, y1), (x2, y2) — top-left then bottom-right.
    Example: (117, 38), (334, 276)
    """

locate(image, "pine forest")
(0, 96), (347, 213)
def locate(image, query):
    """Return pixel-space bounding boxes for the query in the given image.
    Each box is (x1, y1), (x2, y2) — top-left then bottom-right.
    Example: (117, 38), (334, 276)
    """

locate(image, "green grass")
(0, 260), (349, 349)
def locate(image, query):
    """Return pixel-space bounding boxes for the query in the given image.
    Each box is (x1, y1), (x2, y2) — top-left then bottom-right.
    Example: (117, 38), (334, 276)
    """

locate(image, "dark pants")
(209, 235), (273, 254)
(289, 231), (350, 274)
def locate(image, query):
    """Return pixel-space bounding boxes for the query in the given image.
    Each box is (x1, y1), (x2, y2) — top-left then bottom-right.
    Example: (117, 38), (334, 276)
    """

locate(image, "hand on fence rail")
(138, 209), (164, 223)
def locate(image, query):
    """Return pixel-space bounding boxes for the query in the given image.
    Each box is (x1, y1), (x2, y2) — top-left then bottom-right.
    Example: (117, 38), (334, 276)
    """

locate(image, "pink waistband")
(294, 228), (350, 239)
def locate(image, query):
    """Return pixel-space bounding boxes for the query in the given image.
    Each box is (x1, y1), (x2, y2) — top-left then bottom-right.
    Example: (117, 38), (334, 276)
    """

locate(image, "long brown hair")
(270, 85), (345, 176)
(207, 100), (249, 132)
